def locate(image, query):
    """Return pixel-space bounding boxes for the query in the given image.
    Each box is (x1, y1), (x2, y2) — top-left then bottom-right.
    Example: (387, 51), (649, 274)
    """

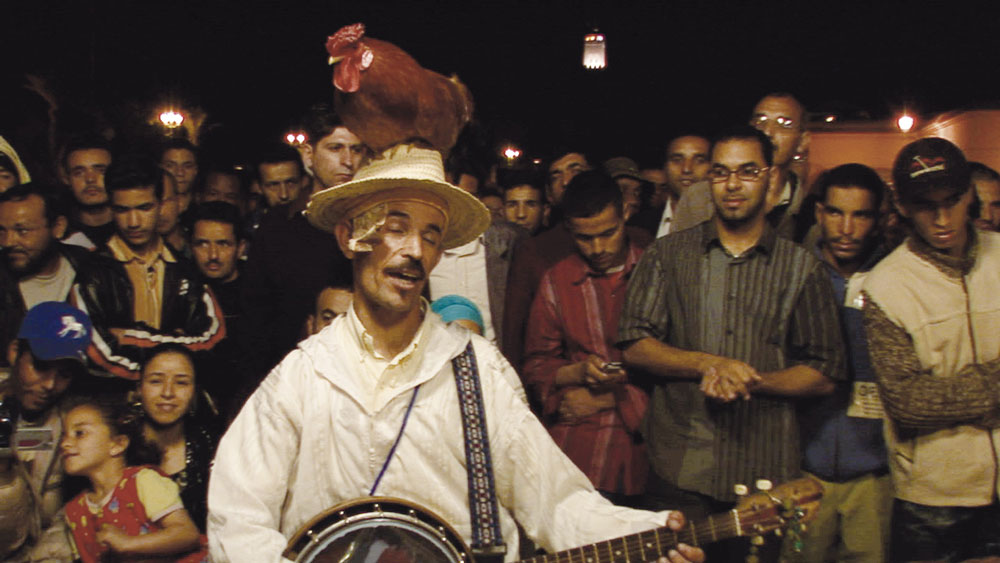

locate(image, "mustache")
(386, 258), (427, 279)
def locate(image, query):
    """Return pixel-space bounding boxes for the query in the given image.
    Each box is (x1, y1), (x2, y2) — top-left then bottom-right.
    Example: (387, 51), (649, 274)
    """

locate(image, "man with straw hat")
(208, 143), (703, 563)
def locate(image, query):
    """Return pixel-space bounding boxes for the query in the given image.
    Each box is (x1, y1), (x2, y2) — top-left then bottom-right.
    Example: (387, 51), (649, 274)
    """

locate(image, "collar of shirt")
(568, 239), (645, 285)
(699, 220), (777, 259)
(345, 299), (429, 368)
(906, 223), (979, 279)
(324, 299), (464, 413)
(107, 234), (176, 265)
(813, 238), (887, 281)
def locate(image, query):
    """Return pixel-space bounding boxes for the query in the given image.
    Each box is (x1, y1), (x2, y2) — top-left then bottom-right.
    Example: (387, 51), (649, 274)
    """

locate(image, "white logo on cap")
(58, 316), (86, 339)
(910, 156), (947, 179)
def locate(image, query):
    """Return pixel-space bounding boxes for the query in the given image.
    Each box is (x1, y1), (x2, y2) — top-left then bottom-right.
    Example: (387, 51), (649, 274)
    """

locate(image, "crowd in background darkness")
(2, 89), (1000, 563)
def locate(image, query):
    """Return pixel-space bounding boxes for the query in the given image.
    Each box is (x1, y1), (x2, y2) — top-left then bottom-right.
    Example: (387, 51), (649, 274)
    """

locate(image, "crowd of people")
(0, 90), (998, 563)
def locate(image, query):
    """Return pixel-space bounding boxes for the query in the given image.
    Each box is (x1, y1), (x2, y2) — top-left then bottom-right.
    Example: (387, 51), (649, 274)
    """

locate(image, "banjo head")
(284, 497), (474, 563)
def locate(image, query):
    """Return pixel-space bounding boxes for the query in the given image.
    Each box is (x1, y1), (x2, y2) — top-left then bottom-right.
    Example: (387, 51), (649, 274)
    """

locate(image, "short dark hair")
(189, 201), (245, 241)
(560, 170), (623, 220)
(158, 138), (199, 162)
(498, 169), (545, 201)
(256, 143), (304, 182)
(547, 148), (590, 167)
(664, 133), (710, 163)
(712, 125), (775, 167)
(0, 182), (69, 225)
(970, 162), (1000, 183)
(105, 155), (165, 200)
(968, 162), (998, 219)
(302, 104), (347, 146)
(814, 163), (885, 212)
(477, 184), (503, 202)
(195, 163), (247, 197)
(60, 135), (113, 171)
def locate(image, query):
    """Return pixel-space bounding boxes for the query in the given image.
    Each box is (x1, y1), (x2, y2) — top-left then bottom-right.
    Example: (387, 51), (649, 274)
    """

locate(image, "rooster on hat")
(326, 23), (474, 156)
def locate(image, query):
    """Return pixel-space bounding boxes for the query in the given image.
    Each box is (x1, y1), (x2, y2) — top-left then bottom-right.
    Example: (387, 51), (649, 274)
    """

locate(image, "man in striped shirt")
(618, 125), (845, 559)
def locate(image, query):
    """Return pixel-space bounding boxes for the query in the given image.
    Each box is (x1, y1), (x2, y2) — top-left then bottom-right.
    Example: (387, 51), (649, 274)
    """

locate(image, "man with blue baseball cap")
(1, 302), (92, 562)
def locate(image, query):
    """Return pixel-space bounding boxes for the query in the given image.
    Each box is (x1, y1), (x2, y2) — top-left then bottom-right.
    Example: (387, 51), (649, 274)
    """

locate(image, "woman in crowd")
(137, 344), (220, 531)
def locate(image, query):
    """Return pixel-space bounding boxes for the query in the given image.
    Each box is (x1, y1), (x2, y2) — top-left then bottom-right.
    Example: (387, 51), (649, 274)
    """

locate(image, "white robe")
(208, 309), (668, 562)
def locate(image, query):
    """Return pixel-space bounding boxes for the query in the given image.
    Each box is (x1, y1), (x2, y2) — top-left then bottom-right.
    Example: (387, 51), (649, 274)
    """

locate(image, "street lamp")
(897, 113), (915, 133)
(501, 145), (522, 166)
(583, 31), (606, 70)
(159, 110), (184, 129)
(285, 131), (308, 146)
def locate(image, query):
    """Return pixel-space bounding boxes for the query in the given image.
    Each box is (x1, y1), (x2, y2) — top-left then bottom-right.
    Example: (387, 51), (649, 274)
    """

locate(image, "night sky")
(5, 1), (1000, 171)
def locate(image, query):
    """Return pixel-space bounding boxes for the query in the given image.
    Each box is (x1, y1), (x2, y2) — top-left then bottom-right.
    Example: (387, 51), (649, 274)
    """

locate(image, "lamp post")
(159, 110), (184, 129)
(284, 131), (308, 146)
(583, 31), (606, 70)
(501, 145), (522, 167)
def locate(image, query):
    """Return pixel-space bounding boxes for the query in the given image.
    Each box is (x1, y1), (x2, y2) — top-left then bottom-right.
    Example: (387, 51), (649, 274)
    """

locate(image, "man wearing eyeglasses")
(673, 94), (812, 242)
(618, 125), (844, 560)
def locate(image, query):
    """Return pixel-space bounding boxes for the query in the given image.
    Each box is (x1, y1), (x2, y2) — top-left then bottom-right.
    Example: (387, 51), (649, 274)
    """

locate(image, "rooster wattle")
(326, 23), (474, 156)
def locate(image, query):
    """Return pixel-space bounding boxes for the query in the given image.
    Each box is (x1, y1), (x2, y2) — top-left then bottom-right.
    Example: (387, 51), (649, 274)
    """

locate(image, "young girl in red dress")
(60, 394), (207, 563)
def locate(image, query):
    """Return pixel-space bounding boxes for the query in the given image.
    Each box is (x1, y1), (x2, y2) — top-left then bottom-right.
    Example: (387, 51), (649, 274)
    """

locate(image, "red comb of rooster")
(326, 23), (367, 55)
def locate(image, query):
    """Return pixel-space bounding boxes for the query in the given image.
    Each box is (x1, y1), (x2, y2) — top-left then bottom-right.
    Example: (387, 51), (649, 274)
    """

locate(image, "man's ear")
(333, 221), (356, 259)
(815, 200), (824, 225)
(764, 165), (783, 212)
(7, 340), (19, 366)
(795, 130), (811, 158)
(300, 144), (314, 173)
(52, 216), (69, 240)
(237, 239), (248, 260)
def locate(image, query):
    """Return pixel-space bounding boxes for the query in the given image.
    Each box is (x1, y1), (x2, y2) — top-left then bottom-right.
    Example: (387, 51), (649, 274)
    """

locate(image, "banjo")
(283, 478), (823, 563)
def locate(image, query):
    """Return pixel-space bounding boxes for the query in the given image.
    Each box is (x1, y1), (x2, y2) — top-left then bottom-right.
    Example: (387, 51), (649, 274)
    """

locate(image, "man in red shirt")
(523, 170), (651, 506)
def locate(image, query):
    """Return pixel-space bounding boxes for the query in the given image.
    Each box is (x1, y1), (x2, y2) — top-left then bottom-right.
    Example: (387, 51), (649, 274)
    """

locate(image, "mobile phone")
(602, 361), (624, 373)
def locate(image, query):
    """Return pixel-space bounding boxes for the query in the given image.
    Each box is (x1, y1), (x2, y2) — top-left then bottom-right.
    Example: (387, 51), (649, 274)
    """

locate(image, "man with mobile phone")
(1, 302), (93, 561)
(523, 171), (653, 507)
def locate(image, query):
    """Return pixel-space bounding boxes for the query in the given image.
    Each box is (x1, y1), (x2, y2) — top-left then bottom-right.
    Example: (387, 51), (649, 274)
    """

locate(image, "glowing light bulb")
(897, 114), (915, 133)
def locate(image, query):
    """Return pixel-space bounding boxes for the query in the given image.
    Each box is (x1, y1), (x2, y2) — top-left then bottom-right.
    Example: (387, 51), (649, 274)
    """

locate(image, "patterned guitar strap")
(451, 341), (507, 563)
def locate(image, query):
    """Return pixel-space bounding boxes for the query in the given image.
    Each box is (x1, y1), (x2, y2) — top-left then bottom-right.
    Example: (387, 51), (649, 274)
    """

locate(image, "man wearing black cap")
(862, 137), (1000, 562)
(1, 302), (93, 562)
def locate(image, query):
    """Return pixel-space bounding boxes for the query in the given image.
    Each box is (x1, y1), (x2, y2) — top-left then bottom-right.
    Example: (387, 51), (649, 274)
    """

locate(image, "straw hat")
(306, 144), (490, 249)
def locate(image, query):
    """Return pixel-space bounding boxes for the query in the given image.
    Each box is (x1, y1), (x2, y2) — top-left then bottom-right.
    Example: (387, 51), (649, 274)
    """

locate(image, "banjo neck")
(518, 511), (735, 563)
(519, 478), (823, 563)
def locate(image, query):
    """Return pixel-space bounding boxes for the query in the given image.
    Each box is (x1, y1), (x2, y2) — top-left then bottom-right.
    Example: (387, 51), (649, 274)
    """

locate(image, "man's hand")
(655, 511), (706, 563)
(555, 355), (626, 390)
(558, 388), (614, 423)
(698, 356), (760, 402)
(580, 355), (627, 389)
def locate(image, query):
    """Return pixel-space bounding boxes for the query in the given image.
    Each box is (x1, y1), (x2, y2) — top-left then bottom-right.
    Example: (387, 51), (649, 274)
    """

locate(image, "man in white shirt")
(208, 144), (703, 563)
